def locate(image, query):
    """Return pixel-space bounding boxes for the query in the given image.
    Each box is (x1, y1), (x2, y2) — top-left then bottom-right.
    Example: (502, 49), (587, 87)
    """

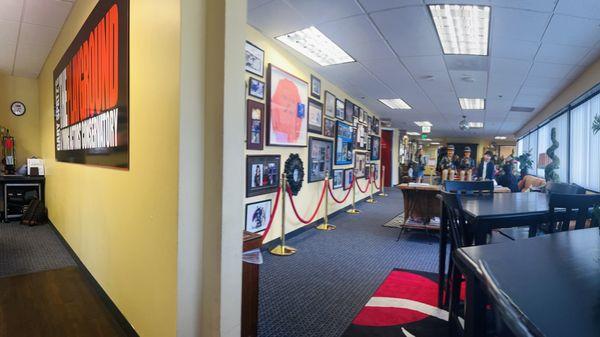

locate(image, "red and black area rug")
(342, 269), (463, 337)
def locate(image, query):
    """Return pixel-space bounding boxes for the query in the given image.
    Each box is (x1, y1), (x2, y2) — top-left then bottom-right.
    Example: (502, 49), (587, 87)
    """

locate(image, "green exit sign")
(421, 134), (427, 139)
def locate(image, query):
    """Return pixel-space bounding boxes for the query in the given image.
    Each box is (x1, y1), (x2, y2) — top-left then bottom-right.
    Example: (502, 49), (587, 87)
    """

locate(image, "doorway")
(381, 130), (393, 187)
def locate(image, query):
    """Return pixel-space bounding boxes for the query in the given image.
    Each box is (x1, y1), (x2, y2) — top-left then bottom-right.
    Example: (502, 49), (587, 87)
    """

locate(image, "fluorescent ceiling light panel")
(414, 121), (433, 127)
(275, 26), (355, 66)
(495, 136), (507, 140)
(468, 122), (484, 128)
(406, 132), (420, 136)
(459, 98), (485, 110)
(429, 4), (490, 56)
(379, 98), (412, 109)
(431, 142), (441, 145)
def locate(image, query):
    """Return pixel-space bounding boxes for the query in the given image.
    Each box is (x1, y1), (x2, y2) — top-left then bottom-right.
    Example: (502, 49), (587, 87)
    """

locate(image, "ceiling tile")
(248, 1), (305, 37)
(529, 62), (574, 79)
(0, 43), (16, 74)
(401, 55), (446, 76)
(555, 0), (600, 19)
(340, 38), (395, 62)
(492, 7), (551, 42)
(491, 38), (539, 61)
(13, 42), (50, 77)
(449, 70), (488, 98)
(248, 0), (274, 11)
(23, 0), (72, 28)
(318, 15), (382, 46)
(535, 43), (590, 64)
(566, 65), (586, 80)
(578, 46), (600, 66)
(359, 0), (422, 13)
(543, 14), (600, 48)
(19, 23), (60, 48)
(0, 0), (24, 22)
(491, 0), (557, 12)
(0, 19), (20, 45)
(287, 0), (363, 25)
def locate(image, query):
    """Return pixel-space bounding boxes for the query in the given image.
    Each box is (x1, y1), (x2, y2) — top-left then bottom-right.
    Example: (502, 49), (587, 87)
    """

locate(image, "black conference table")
(438, 192), (550, 307)
(452, 227), (600, 337)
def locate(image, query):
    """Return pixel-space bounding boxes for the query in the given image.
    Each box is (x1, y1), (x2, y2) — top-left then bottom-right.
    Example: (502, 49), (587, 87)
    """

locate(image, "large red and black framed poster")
(53, 0), (129, 168)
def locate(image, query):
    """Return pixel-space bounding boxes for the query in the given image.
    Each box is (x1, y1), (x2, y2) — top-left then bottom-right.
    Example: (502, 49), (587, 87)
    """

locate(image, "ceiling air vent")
(510, 106), (535, 113)
(381, 119), (392, 128)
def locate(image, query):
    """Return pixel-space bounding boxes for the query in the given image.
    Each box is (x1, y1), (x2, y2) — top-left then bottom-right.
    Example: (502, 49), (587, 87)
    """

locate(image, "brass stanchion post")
(347, 170), (360, 214)
(316, 171), (336, 230)
(270, 173), (297, 256)
(379, 165), (388, 196)
(366, 171), (376, 203)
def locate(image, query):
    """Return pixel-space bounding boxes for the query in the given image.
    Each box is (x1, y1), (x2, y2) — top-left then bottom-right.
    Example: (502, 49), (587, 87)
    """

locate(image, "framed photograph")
(245, 200), (272, 233)
(267, 64), (308, 147)
(354, 152), (367, 178)
(343, 169), (353, 190)
(308, 137), (333, 183)
(361, 109), (368, 123)
(308, 98), (323, 134)
(370, 135), (381, 160)
(246, 155), (281, 197)
(354, 124), (368, 150)
(367, 115), (372, 131)
(324, 91), (336, 118)
(372, 117), (380, 134)
(353, 104), (360, 118)
(323, 118), (336, 138)
(248, 77), (265, 99)
(335, 98), (345, 120)
(332, 169), (343, 189)
(310, 75), (321, 99)
(246, 100), (264, 150)
(335, 121), (354, 165)
(245, 41), (264, 77)
(344, 99), (354, 123)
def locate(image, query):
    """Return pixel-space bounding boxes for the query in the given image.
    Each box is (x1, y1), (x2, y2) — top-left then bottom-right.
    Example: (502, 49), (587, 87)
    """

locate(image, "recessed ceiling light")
(459, 98), (485, 110)
(379, 98), (412, 109)
(422, 138), (432, 142)
(276, 26), (355, 66)
(429, 4), (490, 56)
(414, 121), (433, 127)
(406, 132), (420, 136)
(468, 122), (484, 128)
(431, 142), (440, 145)
(494, 136), (507, 140)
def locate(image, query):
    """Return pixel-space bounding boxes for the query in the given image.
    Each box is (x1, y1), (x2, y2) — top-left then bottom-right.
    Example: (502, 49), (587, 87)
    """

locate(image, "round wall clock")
(284, 153), (304, 196)
(10, 101), (26, 116)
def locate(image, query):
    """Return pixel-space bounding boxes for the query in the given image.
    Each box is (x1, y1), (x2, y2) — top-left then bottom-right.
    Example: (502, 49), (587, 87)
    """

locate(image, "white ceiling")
(0, 0), (74, 78)
(247, 0), (600, 138)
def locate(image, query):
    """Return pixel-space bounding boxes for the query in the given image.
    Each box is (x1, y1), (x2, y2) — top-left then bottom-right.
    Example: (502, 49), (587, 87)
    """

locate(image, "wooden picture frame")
(246, 99), (264, 150)
(323, 118), (336, 138)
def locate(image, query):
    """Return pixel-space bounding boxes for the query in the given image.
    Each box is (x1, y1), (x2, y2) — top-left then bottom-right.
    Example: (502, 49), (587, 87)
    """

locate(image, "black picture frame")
(308, 98), (323, 134)
(245, 199), (272, 233)
(246, 155), (281, 197)
(335, 98), (345, 120)
(344, 99), (354, 123)
(308, 137), (333, 183)
(323, 118), (335, 138)
(372, 117), (380, 134)
(343, 169), (353, 190)
(354, 124), (368, 151)
(332, 169), (343, 189)
(354, 152), (367, 178)
(245, 41), (264, 77)
(248, 77), (265, 99)
(246, 99), (264, 150)
(370, 135), (381, 160)
(310, 75), (321, 99)
(335, 121), (353, 165)
(353, 104), (360, 118)
(324, 91), (335, 118)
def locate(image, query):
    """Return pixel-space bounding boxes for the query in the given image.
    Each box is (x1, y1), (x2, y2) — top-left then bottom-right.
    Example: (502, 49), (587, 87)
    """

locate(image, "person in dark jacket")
(477, 151), (495, 180)
(496, 164), (519, 192)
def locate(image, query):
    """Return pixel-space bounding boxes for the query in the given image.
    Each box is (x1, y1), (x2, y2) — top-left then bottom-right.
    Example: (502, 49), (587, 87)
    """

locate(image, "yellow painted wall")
(37, 1), (180, 336)
(0, 74), (40, 167)
(245, 26), (382, 243)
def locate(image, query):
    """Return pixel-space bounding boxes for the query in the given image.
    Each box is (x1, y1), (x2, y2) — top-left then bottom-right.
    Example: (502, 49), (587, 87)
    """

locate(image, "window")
(570, 93), (600, 191)
(536, 114), (568, 180)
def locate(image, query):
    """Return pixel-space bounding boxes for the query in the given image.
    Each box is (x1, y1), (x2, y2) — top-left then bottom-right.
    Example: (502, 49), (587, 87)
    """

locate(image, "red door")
(381, 130), (393, 187)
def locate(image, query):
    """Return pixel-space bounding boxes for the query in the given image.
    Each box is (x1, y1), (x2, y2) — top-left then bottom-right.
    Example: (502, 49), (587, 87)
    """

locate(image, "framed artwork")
(266, 64), (308, 147)
(364, 165), (371, 180)
(354, 152), (367, 178)
(361, 109), (368, 123)
(246, 155), (281, 197)
(372, 117), (380, 134)
(308, 137), (333, 183)
(53, 0), (130, 168)
(310, 75), (321, 99)
(335, 98), (345, 120)
(367, 115), (372, 131)
(248, 77), (265, 99)
(323, 118), (336, 138)
(332, 169), (343, 189)
(245, 41), (264, 77)
(308, 98), (323, 134)
(344, 99), (354, 123)
(354, 124), (368, 150)
(246, 100), (264, 150)
(245, 200), (272, 233)
(353, 105), (360, 118)
(335, 121), (354, 165)
(343, 169), (353, 190)
(324, 91), (336, 118)
(370, 135), (381, 160)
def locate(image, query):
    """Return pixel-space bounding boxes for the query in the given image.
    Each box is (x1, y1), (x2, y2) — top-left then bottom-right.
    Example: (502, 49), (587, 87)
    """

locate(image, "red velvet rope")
(356, 176), (371, 193)
(286, 181), (327, 224)
(328, 178), (353, 204)
(260, 186), (282, 244)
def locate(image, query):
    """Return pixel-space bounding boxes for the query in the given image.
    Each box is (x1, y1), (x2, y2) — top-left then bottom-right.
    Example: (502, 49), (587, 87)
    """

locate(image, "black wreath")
(284, 153), (304, 196)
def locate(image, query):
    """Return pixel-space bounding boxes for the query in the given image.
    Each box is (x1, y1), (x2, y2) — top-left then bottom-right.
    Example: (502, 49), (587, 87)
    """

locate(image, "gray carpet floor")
(0, 221), (76, 278)
(258, 189), (441, 337)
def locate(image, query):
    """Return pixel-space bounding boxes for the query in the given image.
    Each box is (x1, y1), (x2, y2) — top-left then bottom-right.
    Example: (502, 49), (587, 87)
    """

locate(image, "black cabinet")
(0, 176), (45, 221)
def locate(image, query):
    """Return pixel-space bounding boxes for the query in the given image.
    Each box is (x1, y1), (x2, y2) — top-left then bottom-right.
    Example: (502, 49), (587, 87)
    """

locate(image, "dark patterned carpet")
(0, 222), (76, 278)
(258, 189), (442, 337)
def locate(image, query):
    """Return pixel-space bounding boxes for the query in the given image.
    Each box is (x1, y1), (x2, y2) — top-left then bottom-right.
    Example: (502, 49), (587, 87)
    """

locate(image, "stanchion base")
(347, 208), (361, 214)
(316, 223), (336, 231)
(366, 198), (377, 203)
(378, 193), (388, 197)
(270, 245), (297, 256)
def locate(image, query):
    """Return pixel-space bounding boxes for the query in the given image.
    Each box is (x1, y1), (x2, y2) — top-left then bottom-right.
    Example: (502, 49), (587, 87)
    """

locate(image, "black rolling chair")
(548, 193), (600, 232)
(545, 181), (586, 195)
(479, 260), (546, 337)
(443, 180), (494, 195)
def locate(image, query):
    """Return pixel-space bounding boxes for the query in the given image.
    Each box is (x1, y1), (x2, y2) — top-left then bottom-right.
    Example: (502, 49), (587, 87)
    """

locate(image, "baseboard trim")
(47, 220), (139, 337)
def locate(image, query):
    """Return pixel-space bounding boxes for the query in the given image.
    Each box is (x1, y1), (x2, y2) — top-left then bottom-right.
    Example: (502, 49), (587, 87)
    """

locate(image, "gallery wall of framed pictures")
(243, 26), (384, 238)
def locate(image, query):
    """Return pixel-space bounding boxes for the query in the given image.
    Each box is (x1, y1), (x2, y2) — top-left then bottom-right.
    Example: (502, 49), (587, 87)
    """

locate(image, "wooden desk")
(398, 184), (442, 229)
(242, 231), (262, 337)
(453, 228), (600, 337)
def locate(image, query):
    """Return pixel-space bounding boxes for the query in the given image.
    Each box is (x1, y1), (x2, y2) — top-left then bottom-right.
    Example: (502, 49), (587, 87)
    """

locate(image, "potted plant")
(516, 150), (533, 178)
